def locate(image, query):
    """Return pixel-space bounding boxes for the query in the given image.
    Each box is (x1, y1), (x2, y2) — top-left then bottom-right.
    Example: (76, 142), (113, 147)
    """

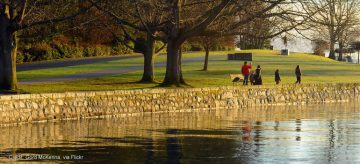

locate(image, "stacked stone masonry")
(0, 83), (359, 125)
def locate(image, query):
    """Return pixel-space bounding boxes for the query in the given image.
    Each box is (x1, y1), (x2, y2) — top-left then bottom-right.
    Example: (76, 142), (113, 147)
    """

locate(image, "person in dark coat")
(275, 69), (281, 85)
(249, 71), (255, 85)
(295, 65), (302, 84)
(254, 65), (262, 85)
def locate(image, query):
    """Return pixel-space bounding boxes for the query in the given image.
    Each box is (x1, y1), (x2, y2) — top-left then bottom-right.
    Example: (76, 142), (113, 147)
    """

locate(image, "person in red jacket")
(241, 61), (252, 85)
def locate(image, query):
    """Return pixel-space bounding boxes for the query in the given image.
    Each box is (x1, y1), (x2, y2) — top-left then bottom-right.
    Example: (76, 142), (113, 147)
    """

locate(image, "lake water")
(0, 103), (360, 163)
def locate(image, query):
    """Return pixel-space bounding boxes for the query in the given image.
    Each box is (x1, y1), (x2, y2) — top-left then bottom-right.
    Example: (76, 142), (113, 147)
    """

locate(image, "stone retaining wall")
(0, 83), (359, 125)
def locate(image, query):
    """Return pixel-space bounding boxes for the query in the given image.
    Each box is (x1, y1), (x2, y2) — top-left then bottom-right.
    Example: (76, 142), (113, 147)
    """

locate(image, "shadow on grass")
(194, 69), (207, 72)
(156, 81), (193, 88)
(0, 89), (30, 95)
(90, 81), (160, 86)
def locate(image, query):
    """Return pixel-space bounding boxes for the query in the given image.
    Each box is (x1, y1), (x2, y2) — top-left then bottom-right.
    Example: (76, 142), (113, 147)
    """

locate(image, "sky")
(271, 37), (314, 54)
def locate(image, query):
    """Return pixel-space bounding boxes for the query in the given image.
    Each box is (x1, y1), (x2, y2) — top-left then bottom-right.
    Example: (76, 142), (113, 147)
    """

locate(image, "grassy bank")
(17, 52), (230, 80)
(19, 50), (360, 93)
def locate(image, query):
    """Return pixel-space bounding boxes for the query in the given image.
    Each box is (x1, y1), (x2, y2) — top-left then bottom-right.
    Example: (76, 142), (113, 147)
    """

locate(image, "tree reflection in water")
(295, 119), (302, 141)
(166, 129), (182, 164)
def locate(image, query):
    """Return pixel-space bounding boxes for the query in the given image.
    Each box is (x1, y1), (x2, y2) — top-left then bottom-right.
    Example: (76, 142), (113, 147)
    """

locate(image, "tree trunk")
(162, 40), (182, 86)
(0, 15), (18, 91)
(140, 35), (155, 83)
(179, 47), (186, 85)
(202, 47), (209, 71)
(329, 33), (336, 60)
(338, 42), (343, 61)
(328, 2), (336, 60)
(358, 50), (359, 64)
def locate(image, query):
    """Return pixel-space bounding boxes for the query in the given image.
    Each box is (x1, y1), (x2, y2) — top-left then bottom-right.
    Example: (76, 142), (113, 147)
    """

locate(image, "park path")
(17, 55), (141, 72)
(19, 55), (225, 84)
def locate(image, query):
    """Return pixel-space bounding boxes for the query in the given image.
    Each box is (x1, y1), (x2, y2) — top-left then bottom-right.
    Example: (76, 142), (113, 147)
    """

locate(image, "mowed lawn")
(19, 50), (360, 93)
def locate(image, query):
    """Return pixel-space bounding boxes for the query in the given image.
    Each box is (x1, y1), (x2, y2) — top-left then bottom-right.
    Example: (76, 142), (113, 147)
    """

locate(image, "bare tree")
(88, 0), (166, 83)
(300, 0), (360, 60)
(237, 18), (272, 49)
(312, 38), (329, 56)
(140, 0), (302, 86)
(0, 0), (95, 91)
(337, 26), (360, 60)
(189, 36), (234, 71)
(91, 0), (304, 86)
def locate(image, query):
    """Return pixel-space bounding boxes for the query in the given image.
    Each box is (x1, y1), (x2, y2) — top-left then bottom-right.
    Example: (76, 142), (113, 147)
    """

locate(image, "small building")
(281, 49), (290, 56)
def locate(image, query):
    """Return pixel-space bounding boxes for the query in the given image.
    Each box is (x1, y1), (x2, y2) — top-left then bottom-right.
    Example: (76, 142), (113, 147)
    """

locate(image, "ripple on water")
(0, 103), (360, 163)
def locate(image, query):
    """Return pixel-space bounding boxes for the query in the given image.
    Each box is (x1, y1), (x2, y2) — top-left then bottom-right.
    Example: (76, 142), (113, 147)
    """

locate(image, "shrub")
(83, 47), (96, 57)
(190, 44), (203, 51)
(53, 43), (83, 59)
(16, 52), (24, 63)
(53, 35), (72, 45)
(28, 42), (56, 61)
(68, 47), (83, 58)
(112, 42), (133, 55)
(22, 52), (34, 62)
(18, 35), (135, 63)
(313, 39), (328, 56)
(181, 41), (192, 52)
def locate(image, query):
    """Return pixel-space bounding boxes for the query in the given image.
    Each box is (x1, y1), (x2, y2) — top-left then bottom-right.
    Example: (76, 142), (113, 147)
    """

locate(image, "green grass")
(17, 51), (231, 80)
(19, 50), (360, 93)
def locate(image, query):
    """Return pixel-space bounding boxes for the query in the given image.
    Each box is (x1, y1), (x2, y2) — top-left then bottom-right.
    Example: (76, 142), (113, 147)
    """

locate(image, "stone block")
(57, 99), (64, 106)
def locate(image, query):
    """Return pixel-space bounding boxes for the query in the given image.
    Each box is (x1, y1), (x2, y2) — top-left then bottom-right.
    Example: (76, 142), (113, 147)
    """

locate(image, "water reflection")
(166, 129), (182, 164)
(0, 103), (360, 163)
(295, 119), (301, 141)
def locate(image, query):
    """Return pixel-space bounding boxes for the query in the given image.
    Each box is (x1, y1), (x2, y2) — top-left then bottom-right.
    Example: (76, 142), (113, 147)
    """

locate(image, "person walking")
(275, 69), (281, 84)
(295, 65), (302, 84)
(241, 61), (252, 85)
(254, 65), (262, 85)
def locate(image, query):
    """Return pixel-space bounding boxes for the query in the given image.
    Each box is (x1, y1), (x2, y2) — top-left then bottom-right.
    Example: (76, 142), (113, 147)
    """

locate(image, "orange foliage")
(52, 35), (72, 46)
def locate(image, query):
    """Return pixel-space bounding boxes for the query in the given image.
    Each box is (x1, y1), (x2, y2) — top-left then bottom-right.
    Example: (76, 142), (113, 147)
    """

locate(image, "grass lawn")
(17, 52), (231, 80)
(19, 50), (360, 93)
